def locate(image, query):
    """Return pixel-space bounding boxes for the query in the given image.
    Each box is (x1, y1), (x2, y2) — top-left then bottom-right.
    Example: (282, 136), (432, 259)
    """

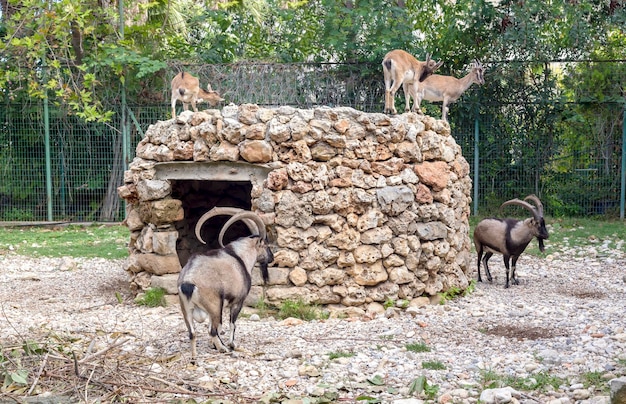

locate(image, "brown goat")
(170, 72), (224, 118)
(382, 50), (443, 115)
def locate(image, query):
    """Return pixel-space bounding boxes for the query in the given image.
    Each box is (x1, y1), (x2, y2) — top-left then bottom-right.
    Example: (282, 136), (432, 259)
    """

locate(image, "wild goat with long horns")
(177, 207), (273, 361)
(473, 195), (549, 288)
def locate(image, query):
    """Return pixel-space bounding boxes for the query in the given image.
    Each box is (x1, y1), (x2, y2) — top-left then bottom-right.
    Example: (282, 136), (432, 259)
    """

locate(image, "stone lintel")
(153, 161), (272, 182)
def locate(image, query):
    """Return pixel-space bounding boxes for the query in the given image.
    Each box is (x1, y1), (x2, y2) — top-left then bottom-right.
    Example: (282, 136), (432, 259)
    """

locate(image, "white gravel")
(0, 244), (625, 403)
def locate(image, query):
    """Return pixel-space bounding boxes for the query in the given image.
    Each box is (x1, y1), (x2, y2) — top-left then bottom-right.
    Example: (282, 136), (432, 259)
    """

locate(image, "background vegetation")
(0, 0), (624, 221)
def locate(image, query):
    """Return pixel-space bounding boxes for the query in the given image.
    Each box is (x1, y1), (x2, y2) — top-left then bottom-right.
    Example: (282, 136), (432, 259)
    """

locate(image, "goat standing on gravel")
(170, 71), (224, 119)
(473, 195), (549, 288)
(178, 208), (273, 361)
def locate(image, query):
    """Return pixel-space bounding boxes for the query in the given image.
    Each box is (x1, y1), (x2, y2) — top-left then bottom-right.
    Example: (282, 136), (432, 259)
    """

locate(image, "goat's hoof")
(512, 279), (520, 285)
(487, 277), (493, 283)
(504, 284), (510, 289)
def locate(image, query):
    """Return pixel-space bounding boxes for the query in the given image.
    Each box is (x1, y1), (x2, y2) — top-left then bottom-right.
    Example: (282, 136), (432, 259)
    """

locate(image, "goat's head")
(195, 207), (273, 282)
(419, 53), (443, 82)
(500, 194), (549, 251)
(471, 60), (485, 85)
(221, 211), (273, 282)
(198, 84), (225, 107)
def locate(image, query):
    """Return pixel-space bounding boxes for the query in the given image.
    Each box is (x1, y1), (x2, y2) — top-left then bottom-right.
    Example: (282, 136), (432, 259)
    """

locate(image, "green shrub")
(277, 299), (321, 321)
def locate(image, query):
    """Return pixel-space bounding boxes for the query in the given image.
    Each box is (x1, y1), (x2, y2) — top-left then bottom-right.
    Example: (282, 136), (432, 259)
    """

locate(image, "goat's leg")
(412, 86), (424, 115)
(476, 248), (483, 282)
(227, 302), (245, 349)
(171, 97), (178, 119)
(402, 81), (414, 113)
(178, 296), (198, 363)
(190, 99), (199, 113)
(385, 75), (403, 115)
(502, 255), (511, 288)
(383, 65), (399, 114)
(510, 255), (520, 285)
(383, 79), (395, 114)
(441, 99), (449, 122)
(406, 82), (422, 114)
(482, 252), (494, 282)
(208, 299), (229, 353)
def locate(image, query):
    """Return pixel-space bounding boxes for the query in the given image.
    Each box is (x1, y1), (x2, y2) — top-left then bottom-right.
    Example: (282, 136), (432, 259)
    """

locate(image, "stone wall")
(117, 104), (473, 312)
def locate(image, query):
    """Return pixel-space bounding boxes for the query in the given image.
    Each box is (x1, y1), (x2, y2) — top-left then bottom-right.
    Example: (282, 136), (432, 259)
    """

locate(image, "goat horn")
(523, 194), (544, 217)
(500, 198), (541, 221)
(218, 211), (267, 248)
(194, 207), (258, 245)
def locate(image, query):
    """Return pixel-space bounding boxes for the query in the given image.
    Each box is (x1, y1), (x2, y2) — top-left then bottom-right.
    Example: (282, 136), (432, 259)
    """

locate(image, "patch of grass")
(438, 280), (476, 304)
(479, 368), (503, 389)
(328, 351), (355, 360)
(383, 298), (395, 309)
(406, 342), (431, 353)
(1, 224), (129, 259)
(276, 299), (322, 321)
(545, 217), (626, 253)
(422, 360), (446, 370)
(383, 298), (409, 309)
(135, 287), (167, 307)
(504, 371), (566, 392)
(481, 368), (567, 392)
(582, 371), (610, 393)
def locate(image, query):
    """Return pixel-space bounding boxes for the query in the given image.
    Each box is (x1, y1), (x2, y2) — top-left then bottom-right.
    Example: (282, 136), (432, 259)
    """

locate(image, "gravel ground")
(0, 242), (625, 403)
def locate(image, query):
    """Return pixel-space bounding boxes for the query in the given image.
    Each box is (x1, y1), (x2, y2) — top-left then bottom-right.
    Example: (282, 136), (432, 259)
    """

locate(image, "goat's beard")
(538, 238), (545, 252)
(259, 262), (270, 284)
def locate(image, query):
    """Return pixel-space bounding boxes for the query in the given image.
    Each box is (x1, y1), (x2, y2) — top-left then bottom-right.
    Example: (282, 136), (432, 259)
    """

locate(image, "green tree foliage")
(0, 0), (167, 122)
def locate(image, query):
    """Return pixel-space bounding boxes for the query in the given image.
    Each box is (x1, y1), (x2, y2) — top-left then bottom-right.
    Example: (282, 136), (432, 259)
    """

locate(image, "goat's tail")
(383, 58), (392, 72)
(180, 282), (195, 300)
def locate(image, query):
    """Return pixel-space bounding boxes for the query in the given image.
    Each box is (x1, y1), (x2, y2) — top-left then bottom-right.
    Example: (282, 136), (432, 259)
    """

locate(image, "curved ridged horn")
(500, 198), (541, 221)
(218, 211), (267, 248)
(524, 194), (544, 218)
(194, 207), (259, 245)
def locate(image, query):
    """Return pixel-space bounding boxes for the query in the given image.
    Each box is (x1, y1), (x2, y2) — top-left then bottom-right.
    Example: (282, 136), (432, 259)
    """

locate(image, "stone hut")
(117, 104), (473, 312)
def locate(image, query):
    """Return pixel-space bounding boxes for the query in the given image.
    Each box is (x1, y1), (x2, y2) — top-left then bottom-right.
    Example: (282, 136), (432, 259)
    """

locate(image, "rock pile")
(117, 104), (473, 311)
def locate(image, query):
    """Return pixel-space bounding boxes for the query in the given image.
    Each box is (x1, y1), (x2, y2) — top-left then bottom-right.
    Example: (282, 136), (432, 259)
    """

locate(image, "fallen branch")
(78, 338), (129, 364)
(26, 352), (49, 396)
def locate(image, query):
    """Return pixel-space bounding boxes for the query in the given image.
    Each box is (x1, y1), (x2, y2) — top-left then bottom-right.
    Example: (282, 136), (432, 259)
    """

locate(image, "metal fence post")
(619, 108), (626, 220)
(119, 0), (130, 220)
(473, 113), (479, 216)
(43, 65), (53, 221)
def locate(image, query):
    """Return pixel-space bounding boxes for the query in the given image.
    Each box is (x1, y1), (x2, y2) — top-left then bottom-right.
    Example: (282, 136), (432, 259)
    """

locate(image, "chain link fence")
(0, 61), (624, 222)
